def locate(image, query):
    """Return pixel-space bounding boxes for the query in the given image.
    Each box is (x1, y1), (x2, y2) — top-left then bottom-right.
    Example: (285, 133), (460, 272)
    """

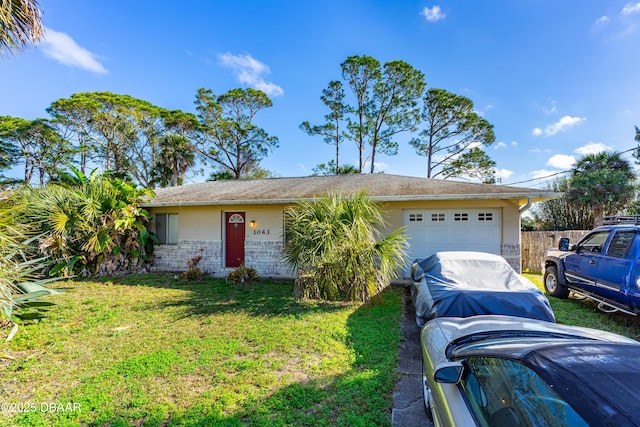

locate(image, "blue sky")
(2, 0), (640, 188)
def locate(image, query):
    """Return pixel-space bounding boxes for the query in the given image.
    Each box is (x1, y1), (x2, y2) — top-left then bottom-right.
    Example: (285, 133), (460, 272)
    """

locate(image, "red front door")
(225, 212), (245, 268)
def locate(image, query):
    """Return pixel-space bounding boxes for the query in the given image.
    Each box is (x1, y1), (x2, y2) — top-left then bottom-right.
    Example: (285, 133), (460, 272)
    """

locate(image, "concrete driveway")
(391, 287), (433, 427)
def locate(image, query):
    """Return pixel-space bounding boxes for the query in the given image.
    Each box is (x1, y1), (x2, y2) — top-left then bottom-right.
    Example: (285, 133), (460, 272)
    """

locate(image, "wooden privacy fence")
(521, 230), (589, 274)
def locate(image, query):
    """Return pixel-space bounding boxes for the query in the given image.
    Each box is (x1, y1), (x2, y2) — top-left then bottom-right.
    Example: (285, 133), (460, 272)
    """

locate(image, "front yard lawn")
(0, 274), (402, 427)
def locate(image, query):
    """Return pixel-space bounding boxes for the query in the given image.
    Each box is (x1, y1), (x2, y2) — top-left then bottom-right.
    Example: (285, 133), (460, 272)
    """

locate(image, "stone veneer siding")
(501, 243), (521, 273)
(152, 240), (290, 278)
(153, 240), (522, 277)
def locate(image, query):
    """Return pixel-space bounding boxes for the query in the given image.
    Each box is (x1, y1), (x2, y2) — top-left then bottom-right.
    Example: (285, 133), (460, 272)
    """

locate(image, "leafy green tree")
(341, 56), (426, 172)
(0, 0), (43, 56)
(152, 134), (196, 187)
(0, 116), (72, 184)
(409, 88), (495, 178)
(195, 88), (279, 179)
(300, 81), (348, 172)
(531, 177), (593, 230)
(442, 147), (496, 183)
(311, 160), (359, 176)
(567, 152), (636, 227)
(0, 138), (19, 183)
(283, 192), (408, 302)
(48, 92), (198, 187)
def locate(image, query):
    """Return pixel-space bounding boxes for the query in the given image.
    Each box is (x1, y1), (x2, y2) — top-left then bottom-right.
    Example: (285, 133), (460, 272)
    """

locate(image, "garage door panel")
(403, 208), (501, 276)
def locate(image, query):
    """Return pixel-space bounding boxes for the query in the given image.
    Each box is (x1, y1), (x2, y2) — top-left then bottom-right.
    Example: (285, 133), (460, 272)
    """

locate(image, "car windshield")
(460, 357), (588, 427)
(448, 331), (595, 359)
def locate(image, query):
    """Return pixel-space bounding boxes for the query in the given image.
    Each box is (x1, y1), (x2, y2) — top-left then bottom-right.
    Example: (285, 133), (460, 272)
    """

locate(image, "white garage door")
(403, 208), (501, 275)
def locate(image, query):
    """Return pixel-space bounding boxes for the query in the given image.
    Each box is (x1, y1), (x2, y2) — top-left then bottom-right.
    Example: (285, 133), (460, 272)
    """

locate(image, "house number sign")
(253, 229), (270, 235)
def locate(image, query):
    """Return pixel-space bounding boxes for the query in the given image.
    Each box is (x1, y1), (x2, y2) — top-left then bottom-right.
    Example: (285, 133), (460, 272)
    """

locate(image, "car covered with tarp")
(410, 251), (555, 326)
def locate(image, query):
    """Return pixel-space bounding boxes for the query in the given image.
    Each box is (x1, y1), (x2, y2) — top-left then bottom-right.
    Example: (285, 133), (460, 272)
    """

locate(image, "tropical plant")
(0, 0), (43, 56)
(567, 151), (636, 227)
(227, 263), (259, 286)
(0, 191), (60, 340)
(152, 133), (196, 187)
(283, 192), (408, 302)
(15, 167), (155, 276)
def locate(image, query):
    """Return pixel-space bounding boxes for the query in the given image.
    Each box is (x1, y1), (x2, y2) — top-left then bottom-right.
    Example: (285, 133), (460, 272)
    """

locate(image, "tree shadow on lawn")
(101, 273), (353, 319)
(58, 289), (401, 427)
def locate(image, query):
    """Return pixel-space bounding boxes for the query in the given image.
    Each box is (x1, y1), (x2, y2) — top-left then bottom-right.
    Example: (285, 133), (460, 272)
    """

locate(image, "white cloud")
(40, 27), (107, 74)
(219, 52), (284, 97)
(494, 141), (507, 149)
(529, 148), (541, 153)
(421, 5), (446, 22)
(547, 154), (576, 169)
(622, 2), (640, 14)
(595, 15), (610, 25)
(574, 142), (612, 155)
(494, 168), (514, 180)
(511, 140), (518, 146)
(532, 115), (586, 136)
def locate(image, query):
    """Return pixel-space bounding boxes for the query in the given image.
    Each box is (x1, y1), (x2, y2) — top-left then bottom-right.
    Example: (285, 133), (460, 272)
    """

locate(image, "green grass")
(524, 273), (640, 340)
(0, 274), (402, 427)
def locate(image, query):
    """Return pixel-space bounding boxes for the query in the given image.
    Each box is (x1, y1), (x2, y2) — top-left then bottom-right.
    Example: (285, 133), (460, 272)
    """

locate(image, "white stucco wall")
(150, 198), (525, 277)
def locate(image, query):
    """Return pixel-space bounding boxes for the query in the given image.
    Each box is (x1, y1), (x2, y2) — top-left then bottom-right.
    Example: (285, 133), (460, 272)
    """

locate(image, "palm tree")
(17, 167), (154, 276)
(0, 191), (59, 334)
(568, 151), (636, 227)
(1, 0), (44, 56)
(153, 133), (196, 187)
(283, 192), (408, 302)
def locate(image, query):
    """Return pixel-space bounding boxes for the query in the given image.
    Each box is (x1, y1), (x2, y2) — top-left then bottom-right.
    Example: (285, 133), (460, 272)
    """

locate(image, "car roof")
(593, 225), (640, 232)
(450, 338), (640, 425)
(525, 342), (640, 425)
(427, 315), (637, 348)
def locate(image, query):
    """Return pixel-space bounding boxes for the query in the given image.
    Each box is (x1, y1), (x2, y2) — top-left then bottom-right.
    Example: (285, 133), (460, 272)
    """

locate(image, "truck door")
(563, 230), (611, 294)
(594, 230), (639, 305)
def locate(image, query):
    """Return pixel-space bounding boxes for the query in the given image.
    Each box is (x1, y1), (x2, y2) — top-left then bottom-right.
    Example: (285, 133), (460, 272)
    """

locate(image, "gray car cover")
(411, 251), (555, 326)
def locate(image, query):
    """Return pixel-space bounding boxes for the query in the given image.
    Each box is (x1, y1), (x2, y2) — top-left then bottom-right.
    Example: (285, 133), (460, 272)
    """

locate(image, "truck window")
(578, 231), (610, 254)
(606, 231), (637, 259)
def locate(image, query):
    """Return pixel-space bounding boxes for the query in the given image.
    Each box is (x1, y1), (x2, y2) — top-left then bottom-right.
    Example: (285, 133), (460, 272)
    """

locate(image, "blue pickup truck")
(543, 219), (640, 315)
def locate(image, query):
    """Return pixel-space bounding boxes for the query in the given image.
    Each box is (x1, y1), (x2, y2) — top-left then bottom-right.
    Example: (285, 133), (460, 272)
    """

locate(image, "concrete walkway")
(391, 287), (433, 427)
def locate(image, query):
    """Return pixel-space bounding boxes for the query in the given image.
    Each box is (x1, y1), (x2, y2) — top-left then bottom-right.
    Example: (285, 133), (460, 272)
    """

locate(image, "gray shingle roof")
(143, 174), (559, 207)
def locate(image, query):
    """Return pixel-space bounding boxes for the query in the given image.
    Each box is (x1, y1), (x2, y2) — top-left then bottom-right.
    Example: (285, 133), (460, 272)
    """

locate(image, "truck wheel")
(544, 266), (569, 298)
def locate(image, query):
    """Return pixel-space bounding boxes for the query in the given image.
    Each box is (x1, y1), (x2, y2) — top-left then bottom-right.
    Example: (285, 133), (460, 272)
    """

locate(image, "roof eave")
(142, 191), (561, 208)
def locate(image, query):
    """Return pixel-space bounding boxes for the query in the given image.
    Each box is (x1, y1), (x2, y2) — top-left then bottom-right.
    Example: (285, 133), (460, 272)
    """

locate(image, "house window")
(478, 213), (493, 221)
(431, 213), (445, 222)
(409, 213), (423, 222)
(454, 213), (469, 221)
(228, 213), (244, 223)
(155, 213), (178, 245)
